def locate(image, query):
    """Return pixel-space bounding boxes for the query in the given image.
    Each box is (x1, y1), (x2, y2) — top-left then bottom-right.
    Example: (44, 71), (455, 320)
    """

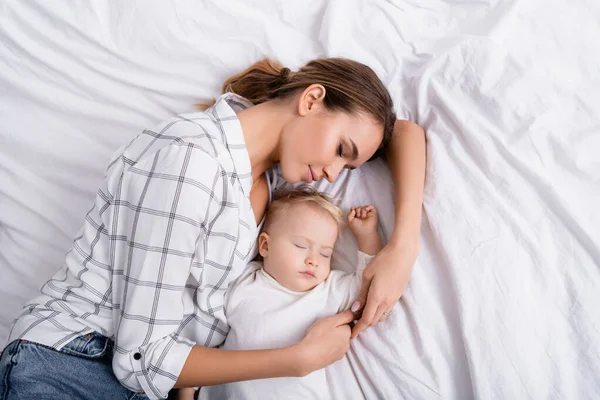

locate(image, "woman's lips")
(305, 166), (313, 183)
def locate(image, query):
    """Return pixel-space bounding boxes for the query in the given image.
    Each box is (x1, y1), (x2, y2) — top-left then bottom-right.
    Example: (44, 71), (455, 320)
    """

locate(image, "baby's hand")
(348, 205), (379, 238)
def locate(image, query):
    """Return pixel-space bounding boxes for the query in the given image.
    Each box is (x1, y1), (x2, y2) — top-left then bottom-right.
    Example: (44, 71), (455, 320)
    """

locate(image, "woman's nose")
(323, 163), (343, 183)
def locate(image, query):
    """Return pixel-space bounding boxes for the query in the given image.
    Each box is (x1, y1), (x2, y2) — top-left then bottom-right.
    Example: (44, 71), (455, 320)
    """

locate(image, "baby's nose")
(305, 256), (318, 267)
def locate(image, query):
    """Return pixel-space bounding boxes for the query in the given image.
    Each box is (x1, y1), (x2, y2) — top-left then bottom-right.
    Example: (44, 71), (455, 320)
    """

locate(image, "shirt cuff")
(356, 250), (375, 272)
(118, 334), (195, 399)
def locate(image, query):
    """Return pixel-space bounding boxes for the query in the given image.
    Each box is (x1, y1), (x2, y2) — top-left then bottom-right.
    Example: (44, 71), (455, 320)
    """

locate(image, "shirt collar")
(209, 93), (254, 196)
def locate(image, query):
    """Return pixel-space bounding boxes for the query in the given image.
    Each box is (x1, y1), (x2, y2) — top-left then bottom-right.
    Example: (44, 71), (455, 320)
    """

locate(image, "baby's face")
(259, 203), (338, 292)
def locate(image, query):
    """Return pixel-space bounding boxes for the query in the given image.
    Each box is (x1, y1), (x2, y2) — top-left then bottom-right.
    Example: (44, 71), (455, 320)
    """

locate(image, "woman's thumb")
(334, 309), (356, 325)
(351, 278), (371, 313)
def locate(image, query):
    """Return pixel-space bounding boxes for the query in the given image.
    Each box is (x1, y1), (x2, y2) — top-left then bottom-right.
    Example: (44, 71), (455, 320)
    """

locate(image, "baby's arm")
(347, 205), (383, 255)
(333, 206), (384, 312)
(333, 252), (375, 313)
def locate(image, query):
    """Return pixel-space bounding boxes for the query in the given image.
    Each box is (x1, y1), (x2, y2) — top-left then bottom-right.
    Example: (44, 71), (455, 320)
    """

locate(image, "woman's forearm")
(386, 120), (426, 250)
(175, 344), (303, 388)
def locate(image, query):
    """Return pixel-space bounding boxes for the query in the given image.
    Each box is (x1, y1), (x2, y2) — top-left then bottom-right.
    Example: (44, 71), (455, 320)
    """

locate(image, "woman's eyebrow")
(349, 138), (359, 161)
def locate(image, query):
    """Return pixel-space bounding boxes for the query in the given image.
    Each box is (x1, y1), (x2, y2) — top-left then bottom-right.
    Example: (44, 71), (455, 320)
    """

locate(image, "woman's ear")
(258, 232), (270, 258)
(297, 84), (326, 116)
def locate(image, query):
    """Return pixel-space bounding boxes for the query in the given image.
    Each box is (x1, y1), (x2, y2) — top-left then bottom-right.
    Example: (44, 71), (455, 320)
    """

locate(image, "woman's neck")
(237, 101), (289, 182)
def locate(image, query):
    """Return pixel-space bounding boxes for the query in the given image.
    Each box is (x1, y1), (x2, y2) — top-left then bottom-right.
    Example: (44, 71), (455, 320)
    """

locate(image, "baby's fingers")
(364, 206), (377, 219)
(347, 208), (356, 223)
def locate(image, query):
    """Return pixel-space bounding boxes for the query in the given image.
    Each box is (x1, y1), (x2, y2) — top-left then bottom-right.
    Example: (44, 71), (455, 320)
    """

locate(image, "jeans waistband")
(60, 331), (112, 359)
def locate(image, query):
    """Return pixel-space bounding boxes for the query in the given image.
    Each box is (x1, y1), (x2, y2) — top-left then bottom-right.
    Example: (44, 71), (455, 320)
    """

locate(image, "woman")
(0, 58), (425, 399)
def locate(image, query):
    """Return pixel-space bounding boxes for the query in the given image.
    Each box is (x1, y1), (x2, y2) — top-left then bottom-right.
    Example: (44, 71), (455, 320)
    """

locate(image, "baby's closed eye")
(320, 249), (333, 258)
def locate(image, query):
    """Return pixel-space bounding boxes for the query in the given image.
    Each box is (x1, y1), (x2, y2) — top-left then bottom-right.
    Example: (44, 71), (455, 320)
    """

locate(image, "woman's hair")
(262, 186), (344, 234)
(203, 58), (397, 157)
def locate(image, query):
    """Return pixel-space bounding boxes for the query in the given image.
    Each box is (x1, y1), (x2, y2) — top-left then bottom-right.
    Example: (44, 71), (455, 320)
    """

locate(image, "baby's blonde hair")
(262, 186), (343, 234)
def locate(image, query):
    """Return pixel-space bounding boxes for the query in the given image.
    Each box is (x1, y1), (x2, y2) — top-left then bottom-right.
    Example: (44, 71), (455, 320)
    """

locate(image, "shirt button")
(133, 352), (141, 360)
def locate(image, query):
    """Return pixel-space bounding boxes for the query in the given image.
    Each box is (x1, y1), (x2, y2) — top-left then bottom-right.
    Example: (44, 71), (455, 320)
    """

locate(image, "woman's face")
(278, 86), (384, 184)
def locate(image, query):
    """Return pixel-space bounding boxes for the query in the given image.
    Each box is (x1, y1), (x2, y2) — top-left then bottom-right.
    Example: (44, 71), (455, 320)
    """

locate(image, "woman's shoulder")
(120, 94), (252, 173)
(115, 119), (221, 170)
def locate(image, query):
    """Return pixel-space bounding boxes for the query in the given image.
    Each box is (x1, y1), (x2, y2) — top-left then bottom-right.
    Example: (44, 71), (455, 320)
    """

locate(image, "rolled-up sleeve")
(106, 142), (226, 399)
(333, 251), (375, 313)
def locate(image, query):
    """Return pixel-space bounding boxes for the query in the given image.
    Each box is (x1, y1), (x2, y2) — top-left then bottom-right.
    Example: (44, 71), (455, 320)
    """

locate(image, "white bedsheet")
(1, 0), (599, 398)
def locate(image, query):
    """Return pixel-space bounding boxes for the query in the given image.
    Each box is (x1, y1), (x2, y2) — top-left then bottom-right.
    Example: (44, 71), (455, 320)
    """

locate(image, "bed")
(1, 1), (599, 398)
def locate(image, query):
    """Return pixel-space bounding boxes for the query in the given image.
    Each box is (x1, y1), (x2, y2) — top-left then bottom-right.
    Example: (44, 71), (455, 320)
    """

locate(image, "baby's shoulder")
(223, 261), (267, 314)
(235, 261), (262, 283)
(326, 269), (354, 281)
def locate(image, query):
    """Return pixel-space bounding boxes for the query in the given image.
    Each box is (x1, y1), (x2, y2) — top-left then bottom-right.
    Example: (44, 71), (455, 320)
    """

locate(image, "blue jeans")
(0, 332), (149, 399)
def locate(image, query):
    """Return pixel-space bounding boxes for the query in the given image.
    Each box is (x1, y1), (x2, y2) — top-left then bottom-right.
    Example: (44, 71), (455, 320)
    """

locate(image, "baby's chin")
(297, 279), (325, 292)
(283, 279), (323, 293)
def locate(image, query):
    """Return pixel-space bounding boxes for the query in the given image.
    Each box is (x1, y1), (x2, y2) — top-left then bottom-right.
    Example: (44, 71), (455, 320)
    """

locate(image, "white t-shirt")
(200, 251), (374, 400)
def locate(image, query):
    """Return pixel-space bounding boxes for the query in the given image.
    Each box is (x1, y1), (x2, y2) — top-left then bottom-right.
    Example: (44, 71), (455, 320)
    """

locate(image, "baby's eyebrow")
(320, 245), (334, 252)
(293, 235), (311, 243)
(294, 236), (334, 250)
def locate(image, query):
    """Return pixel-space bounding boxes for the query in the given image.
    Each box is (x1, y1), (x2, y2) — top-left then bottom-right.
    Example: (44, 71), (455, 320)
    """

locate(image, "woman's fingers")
(351, 295), (378, 338)
(332, 309), (355, 326)
(379, 305), (394, 321)
(302, 311), (354, 373)
(352, 301), (393, 335)
(372, 304), (392, 323)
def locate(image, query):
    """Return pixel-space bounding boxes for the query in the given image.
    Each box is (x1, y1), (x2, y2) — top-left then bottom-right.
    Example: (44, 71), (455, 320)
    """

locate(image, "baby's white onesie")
(200, 251), (373, 400)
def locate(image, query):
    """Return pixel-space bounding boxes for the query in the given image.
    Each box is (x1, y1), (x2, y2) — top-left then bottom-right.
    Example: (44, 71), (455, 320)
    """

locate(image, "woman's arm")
(175, 346), (298, 388)
(175, 310), (355, 388)
(351, 120), (426, 336)
(387, 120), (426, 251)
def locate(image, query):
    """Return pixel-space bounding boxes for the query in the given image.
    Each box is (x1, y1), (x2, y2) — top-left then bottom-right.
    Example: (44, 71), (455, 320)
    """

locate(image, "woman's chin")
(281, 170), (302, 184)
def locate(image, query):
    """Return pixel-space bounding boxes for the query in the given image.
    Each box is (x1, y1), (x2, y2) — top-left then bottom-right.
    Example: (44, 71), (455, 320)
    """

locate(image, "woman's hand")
(294, 310), (354, 376)
(350, 240), (419, 338)
(175, 311), (353, 387)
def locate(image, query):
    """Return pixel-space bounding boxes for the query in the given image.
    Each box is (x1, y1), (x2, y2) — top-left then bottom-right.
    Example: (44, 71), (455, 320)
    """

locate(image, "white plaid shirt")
(8, 93), (269, 399)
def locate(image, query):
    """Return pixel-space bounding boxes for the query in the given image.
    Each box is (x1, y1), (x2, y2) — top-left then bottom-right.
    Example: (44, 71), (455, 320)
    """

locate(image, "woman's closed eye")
(338, 143), (356, 170)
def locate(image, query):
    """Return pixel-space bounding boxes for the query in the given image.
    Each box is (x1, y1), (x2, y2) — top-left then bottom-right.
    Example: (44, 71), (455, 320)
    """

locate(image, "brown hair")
(262, 186), (344, 235)
(204, 58), (397, 157)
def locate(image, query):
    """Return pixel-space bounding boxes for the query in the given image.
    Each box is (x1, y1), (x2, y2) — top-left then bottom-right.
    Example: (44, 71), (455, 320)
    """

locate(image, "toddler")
(200, 187), (383, 400)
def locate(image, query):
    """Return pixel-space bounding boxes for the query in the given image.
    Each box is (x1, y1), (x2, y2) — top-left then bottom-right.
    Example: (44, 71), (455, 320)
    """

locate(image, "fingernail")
(351, 301), (360, 312)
